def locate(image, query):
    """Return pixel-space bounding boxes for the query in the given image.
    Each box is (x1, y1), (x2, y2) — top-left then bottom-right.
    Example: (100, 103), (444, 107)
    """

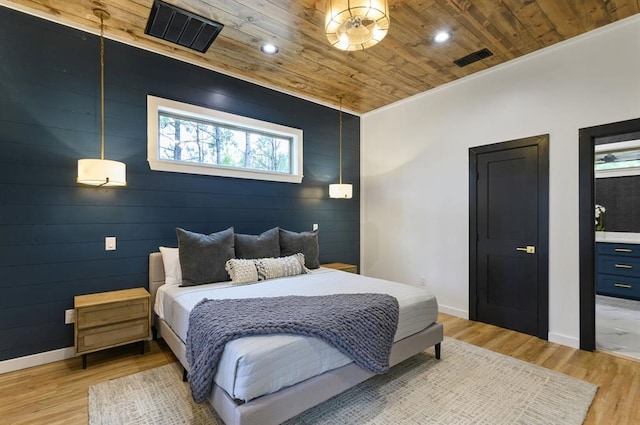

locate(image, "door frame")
(578, 117), (640, 351)
(469, 135), (550, 339)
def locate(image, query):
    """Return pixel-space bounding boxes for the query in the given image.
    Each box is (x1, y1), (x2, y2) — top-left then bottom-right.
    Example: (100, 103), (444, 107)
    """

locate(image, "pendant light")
(77, 9), (127, 187)
(329, 97), (353, 199)
(325, 0), (390, 51)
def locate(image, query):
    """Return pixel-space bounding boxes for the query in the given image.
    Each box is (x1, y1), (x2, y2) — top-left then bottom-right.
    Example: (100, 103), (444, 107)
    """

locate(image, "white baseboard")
(439, 307), (580, 350)
(0, 346), (75, 374)
(439, 304), (469, 319)
(548, 332), (580, 349)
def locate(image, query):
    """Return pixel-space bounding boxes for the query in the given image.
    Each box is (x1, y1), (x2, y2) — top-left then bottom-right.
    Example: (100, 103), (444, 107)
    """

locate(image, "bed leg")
(183, 368), (188, 382)
(435, 342), (441, 360)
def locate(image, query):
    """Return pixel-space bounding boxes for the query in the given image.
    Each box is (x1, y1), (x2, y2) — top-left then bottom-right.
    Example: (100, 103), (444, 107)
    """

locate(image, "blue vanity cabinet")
(596, 242), (640, 300)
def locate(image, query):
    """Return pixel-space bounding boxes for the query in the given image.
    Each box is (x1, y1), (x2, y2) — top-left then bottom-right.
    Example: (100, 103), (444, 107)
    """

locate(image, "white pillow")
(159, 246), (182, 285)
(255, 253), (306, 281)
(225, 258), (259, 285)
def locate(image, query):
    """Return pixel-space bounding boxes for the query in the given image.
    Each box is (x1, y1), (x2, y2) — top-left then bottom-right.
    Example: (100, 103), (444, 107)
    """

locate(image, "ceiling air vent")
(145, 0), (224, 53)
(453, 48), (494, 67)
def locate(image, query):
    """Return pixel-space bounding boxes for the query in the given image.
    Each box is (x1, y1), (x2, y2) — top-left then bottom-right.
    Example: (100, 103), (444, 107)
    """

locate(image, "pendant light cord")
(98, 11), (106, 160)
(339, 97), (343, 184)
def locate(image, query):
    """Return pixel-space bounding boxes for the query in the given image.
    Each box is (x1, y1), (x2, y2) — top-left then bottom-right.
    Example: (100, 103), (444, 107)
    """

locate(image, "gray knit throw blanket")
(186, 293), (399, 403)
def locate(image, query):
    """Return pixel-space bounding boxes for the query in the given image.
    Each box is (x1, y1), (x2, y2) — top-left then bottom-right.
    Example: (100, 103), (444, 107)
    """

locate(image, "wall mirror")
(595, 139), (640, 178)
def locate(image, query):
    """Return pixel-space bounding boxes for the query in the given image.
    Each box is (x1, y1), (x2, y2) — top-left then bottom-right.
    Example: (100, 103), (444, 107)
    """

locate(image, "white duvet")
(155, 268), (438, 401)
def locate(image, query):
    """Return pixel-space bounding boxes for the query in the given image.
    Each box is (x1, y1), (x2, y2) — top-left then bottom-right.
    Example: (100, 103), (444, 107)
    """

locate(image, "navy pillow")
(176, 227), (234, 286)
(235, 227), (280, 259)
(279, 228), (319, 269)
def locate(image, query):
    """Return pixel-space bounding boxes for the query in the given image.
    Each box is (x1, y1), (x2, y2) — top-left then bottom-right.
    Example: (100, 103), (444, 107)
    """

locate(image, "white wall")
(361, 15), (640, 348)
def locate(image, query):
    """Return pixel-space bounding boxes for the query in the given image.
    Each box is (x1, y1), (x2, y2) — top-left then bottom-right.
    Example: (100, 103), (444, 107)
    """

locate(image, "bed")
(149, 251), (443, 425)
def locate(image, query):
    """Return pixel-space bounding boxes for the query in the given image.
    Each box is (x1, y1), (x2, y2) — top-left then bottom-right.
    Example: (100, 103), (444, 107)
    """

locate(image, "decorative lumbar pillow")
(235, 227), (280, 259)
(255, 253), (307, 281)
(159, 246), (182, 285)
(225, 258), (259, 285)
(279, 228), (319, 269)
(176, 227), (235, 286)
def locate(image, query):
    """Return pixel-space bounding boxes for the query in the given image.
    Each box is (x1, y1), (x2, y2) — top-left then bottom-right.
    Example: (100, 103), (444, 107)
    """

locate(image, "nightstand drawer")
(77, 318), (150, 354)
(77, 298), (149, 329)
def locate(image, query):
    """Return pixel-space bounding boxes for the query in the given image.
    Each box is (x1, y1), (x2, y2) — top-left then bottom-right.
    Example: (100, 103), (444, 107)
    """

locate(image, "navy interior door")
(470, 135), (549, 339)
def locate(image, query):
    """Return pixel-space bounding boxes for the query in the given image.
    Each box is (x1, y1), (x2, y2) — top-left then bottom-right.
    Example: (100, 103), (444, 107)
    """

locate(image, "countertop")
(596, 231), (640, 244)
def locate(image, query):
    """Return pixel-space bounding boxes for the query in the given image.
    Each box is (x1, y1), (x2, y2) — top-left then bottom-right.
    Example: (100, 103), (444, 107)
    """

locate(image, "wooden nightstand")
(321, 263), (358, 273)
(74, 287), (150, 369)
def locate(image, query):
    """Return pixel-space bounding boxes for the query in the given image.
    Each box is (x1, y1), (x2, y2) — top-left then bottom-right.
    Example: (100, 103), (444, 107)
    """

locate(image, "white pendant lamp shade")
(325, 0), (390, 51)
(329, 183), (353, 199)
(77, 9), (127, 187)
(77, 159), (127, 186)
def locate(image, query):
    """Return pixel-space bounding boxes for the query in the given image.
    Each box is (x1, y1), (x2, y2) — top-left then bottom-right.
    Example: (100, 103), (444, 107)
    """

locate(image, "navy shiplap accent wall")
(596, 176), (640, 232)
(0, 7), (360, 361)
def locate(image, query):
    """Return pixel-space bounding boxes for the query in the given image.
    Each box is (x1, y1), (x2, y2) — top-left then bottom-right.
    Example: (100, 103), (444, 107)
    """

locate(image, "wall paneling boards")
(0, 6), (360, 361)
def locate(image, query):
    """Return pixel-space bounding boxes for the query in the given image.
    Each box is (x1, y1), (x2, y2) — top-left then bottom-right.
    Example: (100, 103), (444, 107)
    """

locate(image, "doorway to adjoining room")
(594, 137), (640, 360)
(579, 117), (640, 358)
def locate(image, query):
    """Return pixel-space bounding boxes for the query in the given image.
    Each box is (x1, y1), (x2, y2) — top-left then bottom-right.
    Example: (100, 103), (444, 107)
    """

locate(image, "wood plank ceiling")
(3, 0), (639, 113)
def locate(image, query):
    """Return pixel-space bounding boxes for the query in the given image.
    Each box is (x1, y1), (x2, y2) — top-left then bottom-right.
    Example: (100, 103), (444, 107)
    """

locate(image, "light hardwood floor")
(0, 313), (638, 424)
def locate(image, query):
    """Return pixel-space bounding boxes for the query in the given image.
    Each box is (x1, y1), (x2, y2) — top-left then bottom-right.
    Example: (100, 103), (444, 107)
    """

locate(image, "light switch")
(313, 224), (319, 231)
(105, 236), (116, 251)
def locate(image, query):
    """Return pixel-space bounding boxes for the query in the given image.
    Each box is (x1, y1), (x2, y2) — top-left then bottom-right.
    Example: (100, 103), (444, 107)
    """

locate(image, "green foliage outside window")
(158, 113), (291, 174)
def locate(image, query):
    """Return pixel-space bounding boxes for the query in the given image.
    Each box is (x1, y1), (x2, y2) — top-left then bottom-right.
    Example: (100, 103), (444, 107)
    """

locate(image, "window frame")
(147, 95), (303, 183)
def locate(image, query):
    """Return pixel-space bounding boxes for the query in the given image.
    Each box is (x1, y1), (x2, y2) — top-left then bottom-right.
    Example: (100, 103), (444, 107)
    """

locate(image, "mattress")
(155, 268), (438, 402)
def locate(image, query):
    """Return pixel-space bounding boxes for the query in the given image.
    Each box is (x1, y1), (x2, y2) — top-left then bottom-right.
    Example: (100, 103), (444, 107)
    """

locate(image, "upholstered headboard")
(148, 252), (165, 320)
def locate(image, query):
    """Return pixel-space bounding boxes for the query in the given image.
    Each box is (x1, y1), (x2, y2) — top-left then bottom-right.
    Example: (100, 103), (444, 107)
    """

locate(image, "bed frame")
(149, 252), (443, 425)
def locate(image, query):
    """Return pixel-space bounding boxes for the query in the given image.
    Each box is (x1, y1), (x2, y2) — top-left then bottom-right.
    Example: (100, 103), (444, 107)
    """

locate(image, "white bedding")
(155, 268), (438, 402)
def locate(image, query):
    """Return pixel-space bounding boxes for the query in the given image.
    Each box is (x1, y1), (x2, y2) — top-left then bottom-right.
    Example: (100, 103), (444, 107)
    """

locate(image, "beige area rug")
(88, 338), (597, 425)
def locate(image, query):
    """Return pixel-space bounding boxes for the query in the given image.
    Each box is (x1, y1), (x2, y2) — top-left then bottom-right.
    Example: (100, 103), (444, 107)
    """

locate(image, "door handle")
(516, 245), (536, 254)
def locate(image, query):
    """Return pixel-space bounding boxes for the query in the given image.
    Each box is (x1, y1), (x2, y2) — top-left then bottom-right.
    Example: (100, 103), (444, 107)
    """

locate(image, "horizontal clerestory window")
(147, 95), (303, 183)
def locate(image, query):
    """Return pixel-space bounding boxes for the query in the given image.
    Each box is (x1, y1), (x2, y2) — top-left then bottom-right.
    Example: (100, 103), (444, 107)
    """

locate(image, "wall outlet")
(313, 223), (319, 231)
(65, 309), (75, 324)
(105, 236), (116, 251)
(419, 276), (427, 286)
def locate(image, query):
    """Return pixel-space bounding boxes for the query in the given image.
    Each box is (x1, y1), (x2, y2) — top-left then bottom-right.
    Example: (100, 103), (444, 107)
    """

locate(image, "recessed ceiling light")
(434, 31), (451, 43)
(260, 43), (279, 55)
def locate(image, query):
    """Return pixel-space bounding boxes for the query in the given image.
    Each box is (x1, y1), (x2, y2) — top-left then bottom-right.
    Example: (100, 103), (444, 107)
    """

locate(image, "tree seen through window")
(158, 113), (291, 173)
